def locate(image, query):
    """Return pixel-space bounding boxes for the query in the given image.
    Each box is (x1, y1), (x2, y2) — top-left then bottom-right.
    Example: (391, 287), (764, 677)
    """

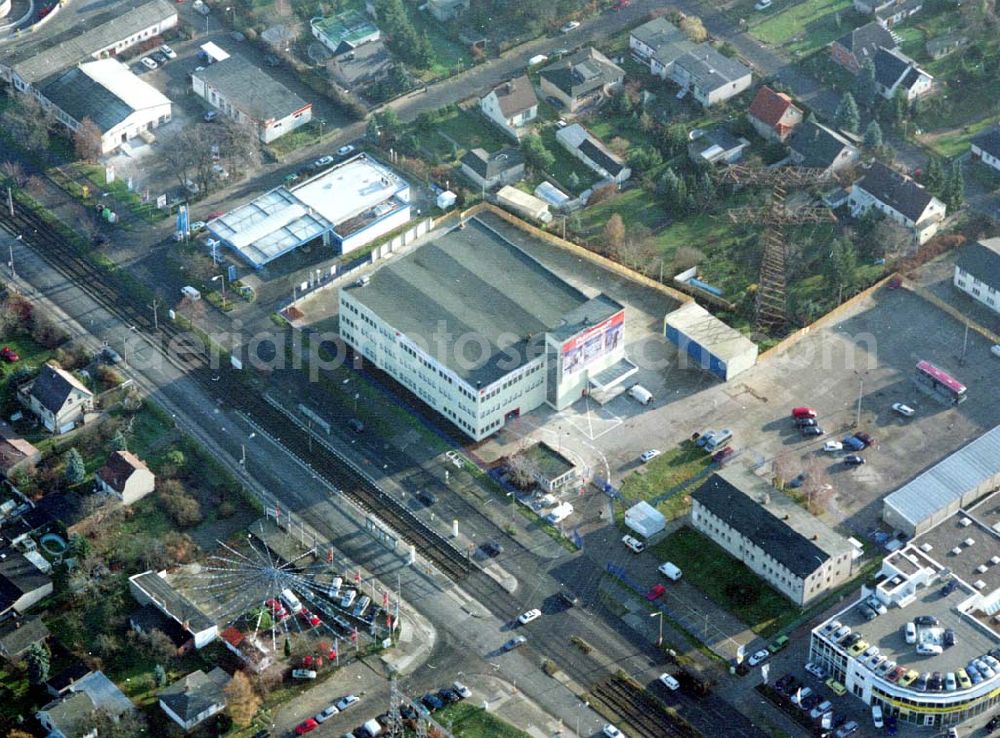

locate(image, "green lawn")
(434, 703), (532, 738)
(749, 0), (857, 56)
(620, 442), (713, 522)
(919, 114), (1000, 158)
(409, 6), (473, 80)
(432, 108), (513, 159)
(651, 527), (796, 637)
(539, 127), (601, 192)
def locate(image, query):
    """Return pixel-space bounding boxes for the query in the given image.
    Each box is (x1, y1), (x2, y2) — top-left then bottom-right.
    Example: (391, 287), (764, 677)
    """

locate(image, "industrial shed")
(663, 302), (757, 381)
(883, 424), (1000, 537)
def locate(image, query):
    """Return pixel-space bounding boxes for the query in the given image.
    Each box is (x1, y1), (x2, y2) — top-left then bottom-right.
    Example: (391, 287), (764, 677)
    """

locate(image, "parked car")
(337, 145), (356, 156)
(872, 705), (884, 729)
(835, 720), (859, 738)
(790, 686), (813, 706)
(159, 43), (176, 59)
(747, 649), (770, 667)
(203, 110), (218, 122)
(712, 446), (735, 463)
(992, 344), (1000, 358)
(754, 0), (772, 7)
(314, 155), (335, 168)
(823, 441), (843, 453)
(892, 402), (915, 417)
(841, 436), (865, 451)
(915, 615), (940, 626)
(140, 56), (158, 70)
(791, 406), (817, 419)
(800, 426), (824, 437)
(335, 695), (360, 711)
(438, 688), (461, 704)
(421, 693), (444, 712)
(622, 535), (645, 554)
(775, 673), (796, 693)
(481, 541), (503, 558)
(1, 347), (20, 362)
(944, 628), (956, 647)
(315, 705), (339, 723)
(811, 700), (833, 719)
(151, 51), (168, 65)
(646, 584), (666, 601)
(291, 669), (317, 680)
(560, 20), (580, 32)
(788, 473), (808, 488)
(805, 662), (826, 679)
(503, 636), (527, 651)
(795, 417), (817, 427)
(295, 718), (319, 735)
(843, 455), (865, 466)
(866, 596), (887, 615)
(602, 726), (623, 738)
(905, 622), (917, 643)
(518, 609), (541, 625)
(917, 643), (943, 655)
(640, 449), (661, 462)
(853, 431), (874, 448)
(452, 681), (472, 699)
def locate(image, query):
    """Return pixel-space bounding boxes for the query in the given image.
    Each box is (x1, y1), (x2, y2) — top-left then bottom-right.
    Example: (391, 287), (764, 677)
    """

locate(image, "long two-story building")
(953, 238), (1000, 315)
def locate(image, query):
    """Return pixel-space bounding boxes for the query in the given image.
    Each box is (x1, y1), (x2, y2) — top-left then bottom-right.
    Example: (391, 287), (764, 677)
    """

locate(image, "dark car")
(886, 715), (898, 735)
(545, 95), (564, 109)
(941, 579), (959, 596)
(841, 435), (865, 451)
(712, 446), (735, 463)
(987, 715), (1000, 732)
(801, 693), (821, 711)
(558, 590), (579, 607)
(801, 426), (824, 437)
(417, 490), (437, 506)
(151, 50), (169, 64)
(915, 672), (930, 691)
(775, 673), (796, 693)
(421, 693), (444, 711)
(399, 703), (418, 721)
(252, 731), (271, 738)
(915, 615), (940, 626)
(943, 628), (956, 647)
(929, 671), (944, 691)
(842, 633), (862, 648)
(438, 688), (461, 704)
(843, 455), (865, 466)
(481, 541), (503, 558)
(347, 418), (364, 433)
(853, 431), (874, 448)
(795, 417), (817, 427)
(264, 53), (281, 66)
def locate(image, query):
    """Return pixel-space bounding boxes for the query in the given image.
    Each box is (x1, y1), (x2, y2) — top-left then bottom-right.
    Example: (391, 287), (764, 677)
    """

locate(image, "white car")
(640, 449), (661, 463)
(160, 44), (177, 59)
(872, 704), (884, 729)
(337, 145), (356, 156)
(140, 56), (158, 70)
(560, 21), (580, 33)
(754, 0), (772, 8)
(314, 155), (335, 168)
(335, 694), (360, 711)
(452, 681), (472, 699)
(659, 673), (680, 690)
(991, 344), (1000, 358)
(622, 535), (645, 554)
(315, 705), (339, 722)
(892, 402), (915, 417)
(790, 686), (813, 706)
(823, 441), (843, 453)
(602, 726), (623, 738)
(518, 609), (541, 625)
(810, 700), (833, 720)
(905, 622), (917, 643)
(747, 648), (770, 667)
(805, 662), (826, 679)
(189, 220), (207, 233)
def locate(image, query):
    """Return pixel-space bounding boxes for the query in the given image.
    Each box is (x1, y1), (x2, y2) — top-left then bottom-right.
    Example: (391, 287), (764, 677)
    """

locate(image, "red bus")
(914, 360), (967, 404)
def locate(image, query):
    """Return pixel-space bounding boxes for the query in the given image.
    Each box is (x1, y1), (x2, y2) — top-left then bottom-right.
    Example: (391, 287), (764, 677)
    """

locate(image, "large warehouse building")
(664, 302), (758, 381)
(883, 424), (1000, 537)
(207, 154), (410, 269)
(339, 218), (634, 440)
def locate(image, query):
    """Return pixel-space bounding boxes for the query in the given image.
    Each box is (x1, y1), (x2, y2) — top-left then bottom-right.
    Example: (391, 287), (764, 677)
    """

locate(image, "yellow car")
(899, 669), (920, 687)
(847, 639), (869, 657)
(957, 668), (972, 689)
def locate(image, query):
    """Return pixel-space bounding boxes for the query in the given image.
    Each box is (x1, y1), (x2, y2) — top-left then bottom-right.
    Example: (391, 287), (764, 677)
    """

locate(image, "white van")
(545, 502), (574, 524)
(628, 384), (653, 405)
(871, 704), (884, 728)
(658, 562), (682, 581)
(181, 285), (201, 300)
(622, 535), (645, 554)
(328, 576), (343, 599)
(340, 589), (357, 608)
(279, 588), (303, 614)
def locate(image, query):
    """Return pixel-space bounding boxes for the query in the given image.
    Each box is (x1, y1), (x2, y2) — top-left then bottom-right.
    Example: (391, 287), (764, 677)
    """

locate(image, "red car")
(646, 584), (666, 601)
(265, 598), (287, 619)
(301, 609), (321, 627)
(712, 446), (734, 464)
(1, 347), (19, 362)
(295, 718), (319, 735)
(206, 210), (225, 220)
(791, 407), (817, 419)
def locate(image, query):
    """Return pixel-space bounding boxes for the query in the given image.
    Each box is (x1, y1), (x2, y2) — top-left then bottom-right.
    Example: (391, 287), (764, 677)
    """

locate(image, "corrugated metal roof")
(884, 425), (1000, 528)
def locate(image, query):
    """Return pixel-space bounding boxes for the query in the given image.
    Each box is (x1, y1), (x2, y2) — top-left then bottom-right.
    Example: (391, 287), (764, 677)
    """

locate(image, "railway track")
(0, 195), (475, 583)
(591, 675), (696, 738)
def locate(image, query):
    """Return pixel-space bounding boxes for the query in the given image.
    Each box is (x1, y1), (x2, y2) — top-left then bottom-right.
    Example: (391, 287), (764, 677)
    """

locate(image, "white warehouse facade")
(339, 217), (632, 441)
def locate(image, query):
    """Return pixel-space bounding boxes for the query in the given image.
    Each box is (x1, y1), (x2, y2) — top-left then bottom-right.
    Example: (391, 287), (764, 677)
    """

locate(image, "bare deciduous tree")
(1, 95), (52, 154)
(1, 160), (28, 188)
(506, 452), (538, 490)
(73, 118), (104, 162)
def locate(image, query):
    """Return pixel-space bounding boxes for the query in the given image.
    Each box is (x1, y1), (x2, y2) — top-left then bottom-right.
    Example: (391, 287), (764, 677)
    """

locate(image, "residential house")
(480, 76), (538, 140)
(327, 40), (392, 87)
(953, 237), (1000, 314)
(672, 47), (753, 108)
(19, 362), (94, 434)
(0, 549), (54, 618)
(555, 124), (631, 184)
(628, 17), (696, 79)
(310, 10), (380, 56)
(873, 46), (933, 101)
(848, 161), (946, 244)
(128, 571), (217, 648)
(191, 54), (312, 143)
(460, 148), (526, 191)
(0, 436), (41, 475)
(970, 126), (1000, 175)
(691, 468), (857, 606)
(427, 0), (469, 21)
(539, 48), (624, 112)
(36, 670), (134, 738)
(129, 603), (194, 655)
(854, 0), (922, 25)
(925, 32), (968, 60)
(96, 450), (155, 505)
(46, 663), (95, 699)
(159, 667), (232, 732)
(747, 85), (803, 142)
(0, 614), (49, 661)
(219, 627), (273, 673)
(787, 119), (860, 175)
(688, 128), (750, 165)
(830, 21), (898, 74)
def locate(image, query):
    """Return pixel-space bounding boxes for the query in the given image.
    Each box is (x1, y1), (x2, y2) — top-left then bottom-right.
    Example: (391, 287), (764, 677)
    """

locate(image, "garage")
(664, 302), (758, 382)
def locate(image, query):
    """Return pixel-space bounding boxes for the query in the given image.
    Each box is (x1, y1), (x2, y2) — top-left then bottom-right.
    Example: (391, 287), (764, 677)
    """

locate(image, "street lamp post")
(319, 118), (326, 140)
(650, 611), (663, 647)
(576, 700), (589, 737)
(212, 273), (227, 309)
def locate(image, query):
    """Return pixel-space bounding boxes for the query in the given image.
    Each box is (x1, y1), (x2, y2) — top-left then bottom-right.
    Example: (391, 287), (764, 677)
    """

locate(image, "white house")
(192, 54), (312, 143)
(849, 161), (946, 244)
(628, 17), (695, 79)
(873, 47), (933, 101)
(96, 450), (156, 505)
(480, 76), (538, 140)
(36, 671), (134, 738)
(953, 237), (1000, 314)
(159, 668), (231, 732)
(19, 363), (94, 434)
(36, 58), (172, 155)
(672, 47), (753, 108)
(555, 123), (631, 184)
(971, 126), (1000, 174)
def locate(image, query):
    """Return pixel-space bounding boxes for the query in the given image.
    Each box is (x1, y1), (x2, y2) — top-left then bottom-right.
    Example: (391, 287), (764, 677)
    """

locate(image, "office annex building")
(339, 218), (633, 440)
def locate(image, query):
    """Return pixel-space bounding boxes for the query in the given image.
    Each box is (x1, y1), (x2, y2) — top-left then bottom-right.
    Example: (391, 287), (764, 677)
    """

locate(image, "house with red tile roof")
(747, 86), (803, 143)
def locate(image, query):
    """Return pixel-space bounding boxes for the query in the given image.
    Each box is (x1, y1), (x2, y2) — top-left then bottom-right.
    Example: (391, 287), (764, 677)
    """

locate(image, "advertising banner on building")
(560, 311), (624, 378)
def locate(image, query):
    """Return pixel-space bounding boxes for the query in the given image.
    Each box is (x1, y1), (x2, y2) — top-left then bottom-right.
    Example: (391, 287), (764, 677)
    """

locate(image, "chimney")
(505, 81), (513, 94)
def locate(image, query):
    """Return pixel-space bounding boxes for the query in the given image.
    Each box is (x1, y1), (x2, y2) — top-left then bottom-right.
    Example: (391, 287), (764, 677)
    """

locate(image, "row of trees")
(159, 118), (261, 199)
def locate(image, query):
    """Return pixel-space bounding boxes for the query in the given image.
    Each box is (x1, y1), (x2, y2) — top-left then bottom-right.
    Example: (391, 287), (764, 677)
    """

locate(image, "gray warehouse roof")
(195, 55), (309, 123)
(38, 67), (133, 132)
(344, 218), (591, 386)
(883, 424), (1000, 531)
(664, 302), (757, 362)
